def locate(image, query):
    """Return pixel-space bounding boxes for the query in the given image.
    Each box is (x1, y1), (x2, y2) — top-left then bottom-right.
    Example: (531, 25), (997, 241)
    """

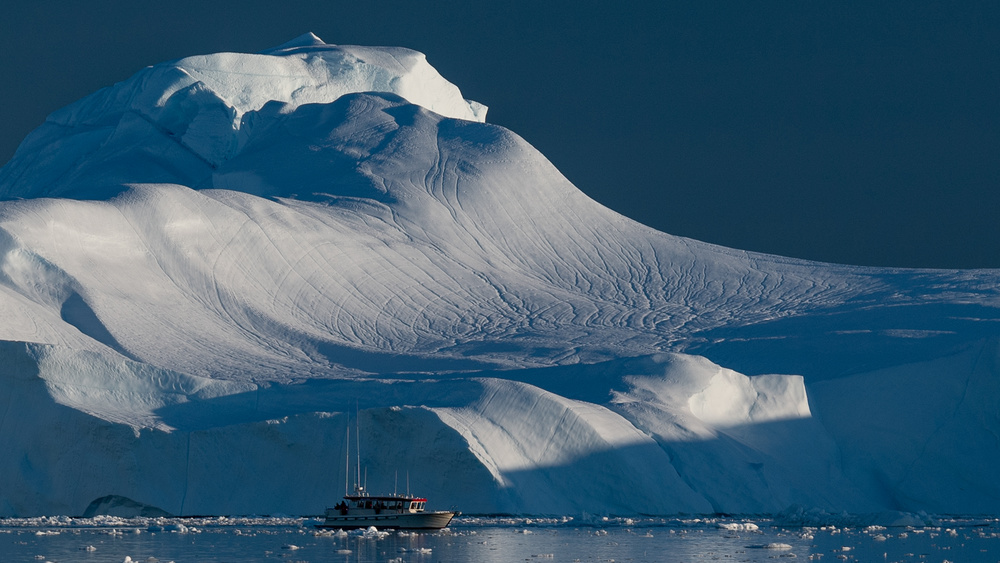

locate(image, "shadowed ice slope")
(1, 34), (998, 516)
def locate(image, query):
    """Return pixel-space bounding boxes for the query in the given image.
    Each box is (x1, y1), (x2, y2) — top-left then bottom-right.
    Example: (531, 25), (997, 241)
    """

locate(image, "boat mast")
(355, 402), (362, 494)
(344, 425), (350, 496)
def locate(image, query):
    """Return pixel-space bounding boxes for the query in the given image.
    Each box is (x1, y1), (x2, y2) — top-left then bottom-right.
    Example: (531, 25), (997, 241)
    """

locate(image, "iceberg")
(0, 34), (998, 517)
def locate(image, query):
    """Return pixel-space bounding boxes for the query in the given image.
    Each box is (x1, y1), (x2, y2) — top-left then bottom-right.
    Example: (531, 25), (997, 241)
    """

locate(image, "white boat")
(315, 485), (458, 530)
(316, 413), (458, 530)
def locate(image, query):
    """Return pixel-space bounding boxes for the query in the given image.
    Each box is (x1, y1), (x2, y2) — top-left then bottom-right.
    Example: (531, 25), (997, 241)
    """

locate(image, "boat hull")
(315, 510), (457, 530)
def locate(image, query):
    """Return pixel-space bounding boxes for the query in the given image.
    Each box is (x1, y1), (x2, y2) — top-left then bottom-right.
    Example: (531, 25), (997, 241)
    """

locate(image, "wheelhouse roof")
(344, 494), (427, 502)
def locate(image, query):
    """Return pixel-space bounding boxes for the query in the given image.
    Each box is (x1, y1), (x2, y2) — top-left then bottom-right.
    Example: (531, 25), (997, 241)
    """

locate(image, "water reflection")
(1, 515), (998, 562)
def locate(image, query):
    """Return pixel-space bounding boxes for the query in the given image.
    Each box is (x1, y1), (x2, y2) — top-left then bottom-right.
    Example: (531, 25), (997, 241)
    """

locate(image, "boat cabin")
(331, 494), (428, 516)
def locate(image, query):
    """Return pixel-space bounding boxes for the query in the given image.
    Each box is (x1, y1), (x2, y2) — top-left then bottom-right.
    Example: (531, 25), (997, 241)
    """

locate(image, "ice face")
(0, 34), (998, 517)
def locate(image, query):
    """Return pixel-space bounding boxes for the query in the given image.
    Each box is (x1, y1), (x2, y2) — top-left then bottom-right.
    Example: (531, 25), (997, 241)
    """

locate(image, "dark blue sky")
(2, 1), (998, 268)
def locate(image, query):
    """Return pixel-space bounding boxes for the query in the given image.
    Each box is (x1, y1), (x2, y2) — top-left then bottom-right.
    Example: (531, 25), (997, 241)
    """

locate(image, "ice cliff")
(1, 33), (998, 517)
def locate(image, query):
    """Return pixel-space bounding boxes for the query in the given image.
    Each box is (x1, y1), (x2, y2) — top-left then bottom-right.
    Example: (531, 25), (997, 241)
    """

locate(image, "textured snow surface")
(1, 34), (999, 517)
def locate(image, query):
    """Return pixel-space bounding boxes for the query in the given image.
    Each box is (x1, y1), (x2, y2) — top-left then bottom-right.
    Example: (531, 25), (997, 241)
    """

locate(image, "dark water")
(2, 515), (998, 562)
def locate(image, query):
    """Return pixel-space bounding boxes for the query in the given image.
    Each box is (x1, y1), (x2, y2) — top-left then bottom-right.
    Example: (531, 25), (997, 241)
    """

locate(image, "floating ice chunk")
(767, 543), (793, 550)
(718, 522), (759, 532)
(748, 543), (793, 550)
(361, 526), (389, 539)
(399, 547), (433, 553)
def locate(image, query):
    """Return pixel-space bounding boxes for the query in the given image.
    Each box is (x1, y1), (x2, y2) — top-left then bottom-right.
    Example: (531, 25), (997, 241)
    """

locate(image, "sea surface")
(2, 515), (998, 562)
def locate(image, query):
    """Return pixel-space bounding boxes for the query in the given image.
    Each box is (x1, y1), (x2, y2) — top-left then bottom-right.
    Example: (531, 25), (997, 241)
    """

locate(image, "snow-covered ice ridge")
(0, 33), (998, 517)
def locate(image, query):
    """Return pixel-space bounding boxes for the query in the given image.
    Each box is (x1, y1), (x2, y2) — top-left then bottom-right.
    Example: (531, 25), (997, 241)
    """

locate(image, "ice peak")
(0, 36), (488, 200)
(267, 32), (327, 51)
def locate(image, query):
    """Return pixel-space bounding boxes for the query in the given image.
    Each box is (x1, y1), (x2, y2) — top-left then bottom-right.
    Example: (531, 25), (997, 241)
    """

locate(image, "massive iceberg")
(1, 33), (998, 517)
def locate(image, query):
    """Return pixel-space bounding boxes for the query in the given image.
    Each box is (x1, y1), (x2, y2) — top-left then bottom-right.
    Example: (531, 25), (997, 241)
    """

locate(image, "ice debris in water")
(399, 547), (433, 553)
(763, 543), (793, 550)
(718, 522), (759, 532)
(360, 526), (390, 539)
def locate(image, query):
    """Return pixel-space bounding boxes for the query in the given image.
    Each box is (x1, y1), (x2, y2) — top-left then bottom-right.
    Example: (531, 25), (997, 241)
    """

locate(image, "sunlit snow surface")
(2, 515), (999, 563)
(1, 33), (1000, 517)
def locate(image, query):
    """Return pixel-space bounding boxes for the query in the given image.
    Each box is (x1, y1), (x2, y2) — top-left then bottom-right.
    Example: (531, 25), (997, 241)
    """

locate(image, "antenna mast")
(355, 402), (362, 494)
